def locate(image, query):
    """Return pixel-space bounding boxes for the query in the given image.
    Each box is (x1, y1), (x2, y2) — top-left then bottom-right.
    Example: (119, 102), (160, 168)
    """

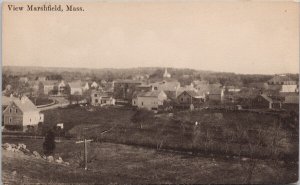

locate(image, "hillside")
(2, 140), (298, 184)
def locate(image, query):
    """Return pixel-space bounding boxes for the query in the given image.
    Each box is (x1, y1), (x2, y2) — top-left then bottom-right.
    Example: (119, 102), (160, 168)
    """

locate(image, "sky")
(3, 1), (299, 74)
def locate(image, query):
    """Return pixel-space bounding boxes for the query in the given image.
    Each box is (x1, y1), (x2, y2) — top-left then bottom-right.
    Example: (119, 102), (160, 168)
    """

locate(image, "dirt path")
(38, 97), (69, 111)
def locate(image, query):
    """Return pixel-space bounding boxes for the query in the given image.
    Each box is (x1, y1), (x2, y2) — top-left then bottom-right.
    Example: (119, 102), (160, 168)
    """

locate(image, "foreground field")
(2, 138), (298, 184)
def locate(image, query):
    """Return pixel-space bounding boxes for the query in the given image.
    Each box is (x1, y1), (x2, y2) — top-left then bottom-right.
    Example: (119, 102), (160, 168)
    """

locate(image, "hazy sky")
(3, 1), (299, 74)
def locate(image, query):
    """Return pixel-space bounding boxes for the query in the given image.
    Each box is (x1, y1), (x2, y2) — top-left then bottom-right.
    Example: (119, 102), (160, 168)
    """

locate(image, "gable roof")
(68, 81), (82, 89)
(178, 90), (202, 98)
(268, 75), (296, 84)
(42, 80), (58, 86)
(260, 94), (281, 103)
(150, 80), (180, 91)
(138, 90), (165, 98)
(208, 84), (223, 94)
(2, 96), (18, 107)
(5, 96), (39, 113)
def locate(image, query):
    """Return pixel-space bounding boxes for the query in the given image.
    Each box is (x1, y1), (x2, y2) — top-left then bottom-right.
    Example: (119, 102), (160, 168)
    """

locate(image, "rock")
(42, 155), (47, 160)
(3, 143), (11, 148)
(12, 170), (17, 176)
(64, 162), (70, 166)
(3, 143), (12, 151)
(11, 144), (17, 148)
(33, 151), (41, 158)
(47, 156), (54, 162)
(20, 148), (30, 155)
(55, 157), (63, 164)
(18, 143), (26, 150)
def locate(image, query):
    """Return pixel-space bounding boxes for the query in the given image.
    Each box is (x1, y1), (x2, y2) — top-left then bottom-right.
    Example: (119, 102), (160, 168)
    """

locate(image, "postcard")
(2, 1), (299, 184)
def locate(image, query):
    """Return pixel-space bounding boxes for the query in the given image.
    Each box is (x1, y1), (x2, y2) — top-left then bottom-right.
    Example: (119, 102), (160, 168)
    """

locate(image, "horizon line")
(2, 65), (299, 76)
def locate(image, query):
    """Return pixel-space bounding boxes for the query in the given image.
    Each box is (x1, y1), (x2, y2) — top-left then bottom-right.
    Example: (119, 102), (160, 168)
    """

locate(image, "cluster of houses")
(2, 70), (299, 132)
(90, 70), (299, 112)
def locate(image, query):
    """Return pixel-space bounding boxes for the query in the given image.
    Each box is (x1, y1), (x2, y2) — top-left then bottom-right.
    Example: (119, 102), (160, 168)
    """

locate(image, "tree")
(43, 129), (56, 155)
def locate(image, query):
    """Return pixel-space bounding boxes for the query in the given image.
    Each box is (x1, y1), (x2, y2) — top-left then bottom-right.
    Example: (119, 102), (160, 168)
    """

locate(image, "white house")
(91, 81), (98, 89)
(134, 90), (168, 111)
(91, 90), (115, 106)
(68, 81), (83, 95)
(281, 84), (298, 93)
(3, 96), (44, 131)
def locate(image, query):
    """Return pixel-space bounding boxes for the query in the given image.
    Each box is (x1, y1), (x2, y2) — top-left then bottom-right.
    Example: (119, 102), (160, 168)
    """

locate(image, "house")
(91, 90), (115, 106)
(207, 85), (224, 102)
(37, 76), (48, 81)
(19, 77), (29, 83)
(282, 94), (299, 112)
(2, 95), (19, 126)
(252, 94), (282, 109)
(113, 79), (142, 100)
(149, 80), (180, 91)
(191, 80), (209, 88)
(226, 86), (241, 93)
(42, 80), (58, 95)
(280, 84), (298, 93)
(134, 90), (168, 111)
(28, 81), (44, 95)
(91, 81), (98, 89)
(175, 90), (204, 109)
(68, 81), (83, 95)
(136, 84), (153, 92)
(266, 74), (297, 91)
(3, 96), (44, 131)
(58, 80), (67, 95)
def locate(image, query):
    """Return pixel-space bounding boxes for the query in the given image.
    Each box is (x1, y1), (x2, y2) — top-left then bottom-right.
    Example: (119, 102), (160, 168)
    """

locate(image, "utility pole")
(75, 127), (92, 170)
(76, 138), (92, 170)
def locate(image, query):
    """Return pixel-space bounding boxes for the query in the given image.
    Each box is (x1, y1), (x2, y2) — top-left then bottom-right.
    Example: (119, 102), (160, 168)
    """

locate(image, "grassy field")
(2, 138), (298, 184)
(29, 97), (53, 106)
(41, 105), (298, 161)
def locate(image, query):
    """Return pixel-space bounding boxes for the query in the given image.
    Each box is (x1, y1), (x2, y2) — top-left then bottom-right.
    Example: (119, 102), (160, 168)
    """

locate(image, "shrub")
(43, 129), (56, 155)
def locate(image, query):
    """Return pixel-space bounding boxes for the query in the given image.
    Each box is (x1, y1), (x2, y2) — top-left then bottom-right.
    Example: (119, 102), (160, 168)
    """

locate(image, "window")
(95, 99), (98, 103)
(181, 98), (183, 102)
(30, 118), (31, 123)
(141, 102), (144, 106)
(9, 117), (12, 123)
(94, 94), (98, 97)
(15, 109), (18, 113)
(9, 108), (12, 114)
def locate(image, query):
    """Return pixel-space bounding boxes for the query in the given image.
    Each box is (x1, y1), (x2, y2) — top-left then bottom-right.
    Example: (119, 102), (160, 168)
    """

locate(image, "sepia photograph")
(2, 1), (299, 184)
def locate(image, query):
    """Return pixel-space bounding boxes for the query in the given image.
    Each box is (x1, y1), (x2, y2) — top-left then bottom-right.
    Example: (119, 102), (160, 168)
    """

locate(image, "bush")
(43, 129), (56, 155)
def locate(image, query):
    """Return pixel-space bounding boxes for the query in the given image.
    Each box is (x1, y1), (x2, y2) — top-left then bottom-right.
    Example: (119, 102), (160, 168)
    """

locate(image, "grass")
(29, 97), (53, 106)
(41, 105), (298, 161)
(2, 138), (298, 184)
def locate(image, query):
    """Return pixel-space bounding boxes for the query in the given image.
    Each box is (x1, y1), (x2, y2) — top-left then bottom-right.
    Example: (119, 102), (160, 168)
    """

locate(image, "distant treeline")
(3, 66), (299, 88)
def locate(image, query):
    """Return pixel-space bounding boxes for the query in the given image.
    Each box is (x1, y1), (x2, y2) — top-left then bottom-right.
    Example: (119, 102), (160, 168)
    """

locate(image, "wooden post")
(75, 138), (92, 170)
(84, 138), (87, 170)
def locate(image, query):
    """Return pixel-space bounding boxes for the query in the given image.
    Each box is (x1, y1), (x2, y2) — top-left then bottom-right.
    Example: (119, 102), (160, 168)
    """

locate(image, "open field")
(42, 106), (298, 161)
(29, 97), (53, 106)
(2, 138), (298, 184)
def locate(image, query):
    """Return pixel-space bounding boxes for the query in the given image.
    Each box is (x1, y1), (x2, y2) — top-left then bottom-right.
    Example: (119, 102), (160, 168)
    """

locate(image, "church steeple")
(163, 68), (171, 78)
